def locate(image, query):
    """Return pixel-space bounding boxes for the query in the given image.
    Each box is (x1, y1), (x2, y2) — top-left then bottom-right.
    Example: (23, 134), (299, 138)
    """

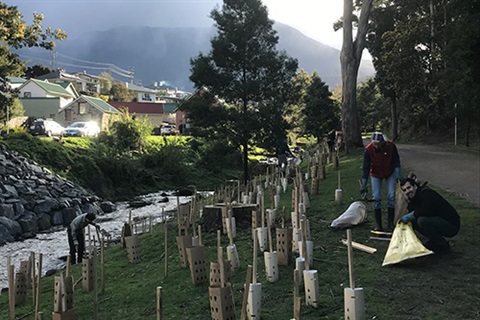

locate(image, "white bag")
(330, 201), (367, 228)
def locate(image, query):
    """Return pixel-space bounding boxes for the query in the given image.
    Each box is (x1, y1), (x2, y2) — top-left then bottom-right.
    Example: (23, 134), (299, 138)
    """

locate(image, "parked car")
(29, 119), (65, 137)
(160, 124), (177, 135)
(62, 121), (100, 137)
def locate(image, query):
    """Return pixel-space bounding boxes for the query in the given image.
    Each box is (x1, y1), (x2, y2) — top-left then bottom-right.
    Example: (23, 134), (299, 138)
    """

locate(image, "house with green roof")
(56, 95), (121, 131)
(18, 79), (75, 119)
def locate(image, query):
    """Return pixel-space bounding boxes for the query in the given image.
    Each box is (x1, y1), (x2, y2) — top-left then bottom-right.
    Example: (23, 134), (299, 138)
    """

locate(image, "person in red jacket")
(361, 132), (403, 231)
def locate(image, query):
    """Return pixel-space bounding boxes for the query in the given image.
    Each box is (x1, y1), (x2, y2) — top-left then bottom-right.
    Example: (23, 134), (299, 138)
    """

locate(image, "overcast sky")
(9, 0), (345, 49)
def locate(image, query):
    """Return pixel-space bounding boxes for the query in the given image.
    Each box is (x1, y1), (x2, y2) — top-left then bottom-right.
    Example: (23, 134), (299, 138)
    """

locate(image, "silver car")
(63, 121), (101, 137)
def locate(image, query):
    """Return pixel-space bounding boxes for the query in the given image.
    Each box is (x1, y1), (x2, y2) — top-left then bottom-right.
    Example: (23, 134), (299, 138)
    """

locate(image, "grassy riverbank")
(1, 148), (479, 319)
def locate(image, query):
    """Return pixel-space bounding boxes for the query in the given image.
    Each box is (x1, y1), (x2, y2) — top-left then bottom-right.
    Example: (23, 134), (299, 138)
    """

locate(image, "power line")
(18, 53), (135, 81)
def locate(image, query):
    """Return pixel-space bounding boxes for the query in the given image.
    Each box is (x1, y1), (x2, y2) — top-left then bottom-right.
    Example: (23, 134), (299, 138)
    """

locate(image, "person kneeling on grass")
(399, 178), (460, 254)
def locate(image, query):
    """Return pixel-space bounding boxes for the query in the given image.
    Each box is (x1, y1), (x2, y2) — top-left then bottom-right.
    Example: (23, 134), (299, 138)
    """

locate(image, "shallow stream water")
(0, 191), (192, 290)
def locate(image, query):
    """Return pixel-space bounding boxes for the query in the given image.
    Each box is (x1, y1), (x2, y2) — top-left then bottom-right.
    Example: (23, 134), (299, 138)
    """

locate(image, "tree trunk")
(390, 95), (398, 141)
(341, 0), (373, 149)
(242, 139), (249, 183)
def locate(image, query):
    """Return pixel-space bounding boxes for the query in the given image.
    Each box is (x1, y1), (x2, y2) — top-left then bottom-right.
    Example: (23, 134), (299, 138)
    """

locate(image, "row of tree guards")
(3, 146), (365, 319)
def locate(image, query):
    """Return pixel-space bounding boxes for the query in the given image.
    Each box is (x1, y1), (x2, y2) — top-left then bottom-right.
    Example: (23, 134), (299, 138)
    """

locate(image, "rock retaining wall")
(0, 145), (115, 244)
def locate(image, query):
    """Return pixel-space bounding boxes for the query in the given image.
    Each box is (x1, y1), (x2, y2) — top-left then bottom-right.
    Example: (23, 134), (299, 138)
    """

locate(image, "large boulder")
(17, 211), (39, 234)
(0, 204), (14, 219)
(0, 216), (22, 240)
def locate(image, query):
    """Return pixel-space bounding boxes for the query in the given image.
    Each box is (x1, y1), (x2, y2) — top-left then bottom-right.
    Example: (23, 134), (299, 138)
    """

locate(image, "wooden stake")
(218, 247), (225, 288)
(176, 196), (181, 236)
(293, 269), (301, 319)
(267, 214), (273, 253)
(253, 231), (258, 284)
(164, 220), (168, 277)
(156, 286), (163, 320)
(228, 209), (234, 246)
(346, 229), (355, 288)
(301, 215), (309, 270)
(340, 239), (377, 254)
(101, 236), (105, 293)
(198, 225), (202, 246)
(338, 170), (341, 189)
(240, 265), (253, 320)
(8, 257), (15, 320)
(35, 253), (42, 320)
(31, 252), (36, 307)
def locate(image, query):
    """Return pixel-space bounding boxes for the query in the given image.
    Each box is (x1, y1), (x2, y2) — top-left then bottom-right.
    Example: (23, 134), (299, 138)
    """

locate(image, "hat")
(371, 131), (384, 142)
(86, 212), (96, 221)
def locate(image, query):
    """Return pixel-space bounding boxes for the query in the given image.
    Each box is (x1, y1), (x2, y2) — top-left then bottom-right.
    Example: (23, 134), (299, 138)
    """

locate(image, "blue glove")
(395, 167), (403, 181)
(400, 212), (415, 224)
(360, 178), (368, 199)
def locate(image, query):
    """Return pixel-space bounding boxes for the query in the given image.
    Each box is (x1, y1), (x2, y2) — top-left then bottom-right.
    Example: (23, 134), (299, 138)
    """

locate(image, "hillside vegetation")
(1, 148), (479, 319)
(0, 132), (244, 200)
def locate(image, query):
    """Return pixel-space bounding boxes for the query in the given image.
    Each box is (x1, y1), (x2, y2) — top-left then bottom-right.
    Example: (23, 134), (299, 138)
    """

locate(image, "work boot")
(388, 207), (395, 230)
(374, 209), (383, 231)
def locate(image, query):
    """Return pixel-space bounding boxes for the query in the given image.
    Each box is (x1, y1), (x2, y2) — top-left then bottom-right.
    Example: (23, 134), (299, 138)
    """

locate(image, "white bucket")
(256, 227), (268, 252)
(227, 244), (240, 271)
(243, 194), (250, 204)
(247, 283), (262, 319)
(344, 287), (365, 320)
(264, 251), (279, 282)
(303, 270), (320, 308)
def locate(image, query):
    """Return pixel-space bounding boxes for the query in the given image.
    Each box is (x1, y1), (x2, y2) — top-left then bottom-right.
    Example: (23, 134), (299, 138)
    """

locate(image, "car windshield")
(69, 123), (86, 128)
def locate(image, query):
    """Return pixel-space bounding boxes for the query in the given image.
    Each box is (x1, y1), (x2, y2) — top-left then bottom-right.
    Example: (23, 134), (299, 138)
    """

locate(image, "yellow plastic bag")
(382, 222), (434, 266)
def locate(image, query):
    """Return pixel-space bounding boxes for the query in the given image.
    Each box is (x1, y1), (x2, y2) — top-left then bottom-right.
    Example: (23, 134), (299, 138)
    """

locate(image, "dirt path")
(396, 143), (480, 206)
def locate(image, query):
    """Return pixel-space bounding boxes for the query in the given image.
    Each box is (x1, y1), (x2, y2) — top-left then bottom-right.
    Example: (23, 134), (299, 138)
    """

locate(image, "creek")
(0, 191), (192, 290)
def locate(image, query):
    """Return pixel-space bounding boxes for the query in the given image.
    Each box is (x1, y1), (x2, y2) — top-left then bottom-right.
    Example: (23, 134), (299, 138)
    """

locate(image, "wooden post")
(35, 253), (42, 320)
(347, 229), (355, 289)
(101, 236), (105, 293)
(164, 219), (168, 277)
(293, 269), (301, 319)
(31, 252), (36, 307)
(240, 266), (253, 320)
(156, 286), (163, 320)
(7, 257), (15, 320)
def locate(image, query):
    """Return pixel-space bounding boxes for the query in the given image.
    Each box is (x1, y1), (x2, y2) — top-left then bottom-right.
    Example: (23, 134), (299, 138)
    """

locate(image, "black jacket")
(408, 186), (460, 227)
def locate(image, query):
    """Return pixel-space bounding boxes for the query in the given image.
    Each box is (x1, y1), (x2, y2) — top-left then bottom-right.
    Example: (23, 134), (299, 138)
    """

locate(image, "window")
(23, 92), (31, 98)
(78, 102), (87, 115)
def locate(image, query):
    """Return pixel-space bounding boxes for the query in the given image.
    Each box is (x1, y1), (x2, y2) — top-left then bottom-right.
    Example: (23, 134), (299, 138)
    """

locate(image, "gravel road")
(396, 144), (480, 207)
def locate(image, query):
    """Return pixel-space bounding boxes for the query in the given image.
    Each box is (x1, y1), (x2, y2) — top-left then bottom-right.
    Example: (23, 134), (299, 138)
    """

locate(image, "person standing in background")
(361, 132), (403, 231)
(67, 212), (99, 264)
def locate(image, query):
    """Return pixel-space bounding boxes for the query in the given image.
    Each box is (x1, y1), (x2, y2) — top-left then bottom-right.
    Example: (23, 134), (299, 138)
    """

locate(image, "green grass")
(1, 148), (479, 319)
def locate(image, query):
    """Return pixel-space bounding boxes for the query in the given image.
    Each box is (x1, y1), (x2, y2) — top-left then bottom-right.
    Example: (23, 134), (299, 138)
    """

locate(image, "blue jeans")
(371, 174), (396, 210)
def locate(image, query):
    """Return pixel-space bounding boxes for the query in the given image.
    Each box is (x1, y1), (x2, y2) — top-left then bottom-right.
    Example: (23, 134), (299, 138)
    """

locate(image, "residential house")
(57, 95), (120, 131)
(6, 76), (27, 89)
(18, 79), (75, 119)
(108, 101), (165, 126)
(37, 69), (101, 95)
(72, 72), (102, 94)
(126, 82), (163, 103)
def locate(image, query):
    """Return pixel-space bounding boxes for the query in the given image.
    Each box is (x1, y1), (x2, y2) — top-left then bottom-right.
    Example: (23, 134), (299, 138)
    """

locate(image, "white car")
(63, 121), (100, 137)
